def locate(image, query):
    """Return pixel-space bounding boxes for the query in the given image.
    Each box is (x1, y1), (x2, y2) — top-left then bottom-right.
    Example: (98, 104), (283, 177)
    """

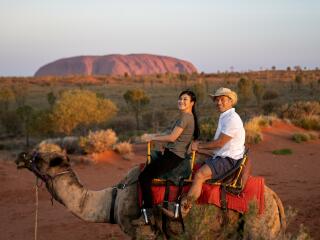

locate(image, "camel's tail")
(270, 188), (287, 232)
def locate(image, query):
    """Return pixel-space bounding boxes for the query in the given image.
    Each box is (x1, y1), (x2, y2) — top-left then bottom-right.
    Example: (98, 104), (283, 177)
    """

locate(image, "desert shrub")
(294, 115), (320, 130)
(272, 148), (292, 155)
(280, 101), (320, 119)
(262, 90), (279, 100)
(114, 141), (133, 159)
(79, 129), (118, 154)
(199, 117), (217, 141)
(0, 110), (22, 135)
(51, 89), (118, 135)
(262, 101), (280, 114)
(292, 133), (310, 143)
(279, 101), (320, 130)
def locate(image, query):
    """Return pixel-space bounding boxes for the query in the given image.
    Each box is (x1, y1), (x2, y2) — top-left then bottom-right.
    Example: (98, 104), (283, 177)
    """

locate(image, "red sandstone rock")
(34, 54), (197, 77)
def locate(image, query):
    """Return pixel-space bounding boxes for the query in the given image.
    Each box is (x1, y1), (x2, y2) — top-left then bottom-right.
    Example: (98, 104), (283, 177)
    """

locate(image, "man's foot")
(161, 196), (193, 219)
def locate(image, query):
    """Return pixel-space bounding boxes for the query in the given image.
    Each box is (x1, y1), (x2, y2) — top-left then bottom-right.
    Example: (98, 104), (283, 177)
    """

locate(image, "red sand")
(1, 123), (319, 239)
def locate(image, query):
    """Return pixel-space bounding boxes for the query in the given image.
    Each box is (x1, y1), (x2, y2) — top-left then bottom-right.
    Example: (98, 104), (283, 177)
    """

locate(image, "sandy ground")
(0, 122), (319, 239)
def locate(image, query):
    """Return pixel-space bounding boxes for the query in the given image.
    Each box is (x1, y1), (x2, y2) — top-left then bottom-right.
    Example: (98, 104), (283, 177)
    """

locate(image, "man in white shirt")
(183, 87), (245, 213)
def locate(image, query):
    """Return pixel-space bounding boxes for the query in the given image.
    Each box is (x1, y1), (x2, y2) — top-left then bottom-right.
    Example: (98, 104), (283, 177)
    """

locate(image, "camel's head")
(16, 143), (71, 179)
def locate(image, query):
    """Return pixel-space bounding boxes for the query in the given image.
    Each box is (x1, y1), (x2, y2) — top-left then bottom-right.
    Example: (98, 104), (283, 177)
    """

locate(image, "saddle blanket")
(139, 176), (265, 214)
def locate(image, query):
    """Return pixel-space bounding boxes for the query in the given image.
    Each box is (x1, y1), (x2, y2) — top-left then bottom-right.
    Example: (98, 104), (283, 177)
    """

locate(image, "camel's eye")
(49, 157), (63, 167)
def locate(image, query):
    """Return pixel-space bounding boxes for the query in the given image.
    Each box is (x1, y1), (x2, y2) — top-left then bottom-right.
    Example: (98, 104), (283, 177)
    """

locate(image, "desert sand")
(1, 122), (319, 239)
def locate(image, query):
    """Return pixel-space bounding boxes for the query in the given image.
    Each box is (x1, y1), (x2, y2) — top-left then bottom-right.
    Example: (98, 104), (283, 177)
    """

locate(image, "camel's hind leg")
(244, 186), (286, 239)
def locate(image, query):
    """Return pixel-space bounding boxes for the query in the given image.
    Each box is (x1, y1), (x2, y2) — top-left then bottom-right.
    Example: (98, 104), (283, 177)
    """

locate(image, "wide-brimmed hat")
(209, 87), (238, 106)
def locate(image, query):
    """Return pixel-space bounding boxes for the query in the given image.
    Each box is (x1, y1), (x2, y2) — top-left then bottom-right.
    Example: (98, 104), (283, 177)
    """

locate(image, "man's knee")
(194, 167), (212, 182)
(194, 171), (207, 182)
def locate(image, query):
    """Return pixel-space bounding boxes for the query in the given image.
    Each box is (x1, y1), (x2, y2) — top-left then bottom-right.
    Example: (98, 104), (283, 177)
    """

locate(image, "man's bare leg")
(180, 164), (213, 215)
(187, 164), (213, 199)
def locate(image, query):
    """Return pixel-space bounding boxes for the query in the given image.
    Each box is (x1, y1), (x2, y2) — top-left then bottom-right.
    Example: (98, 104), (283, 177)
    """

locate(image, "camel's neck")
(48, 171), (114, 223)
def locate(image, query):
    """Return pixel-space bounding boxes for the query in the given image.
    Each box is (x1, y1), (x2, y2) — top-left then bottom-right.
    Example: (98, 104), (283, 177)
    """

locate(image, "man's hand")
(191, 141), (199, 151)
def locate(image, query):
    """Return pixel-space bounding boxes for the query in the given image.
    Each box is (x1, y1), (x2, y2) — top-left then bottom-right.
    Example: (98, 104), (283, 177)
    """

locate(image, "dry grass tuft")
(114, 141), (134, 159)
(79, 129), (118, 154)
(245, 115), (276, 144)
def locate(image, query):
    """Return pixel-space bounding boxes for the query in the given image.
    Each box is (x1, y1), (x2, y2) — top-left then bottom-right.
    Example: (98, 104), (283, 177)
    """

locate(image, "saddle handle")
(188, 150), (196, 180)
(147, 142), (151, 164)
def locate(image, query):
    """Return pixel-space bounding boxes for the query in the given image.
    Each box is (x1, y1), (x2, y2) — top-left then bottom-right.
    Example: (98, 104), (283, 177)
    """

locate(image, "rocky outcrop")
(34, 54), (197, 77)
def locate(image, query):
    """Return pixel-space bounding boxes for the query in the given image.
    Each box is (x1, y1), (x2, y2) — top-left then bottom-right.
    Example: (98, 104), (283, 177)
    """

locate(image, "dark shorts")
(205, 156), (238, 180)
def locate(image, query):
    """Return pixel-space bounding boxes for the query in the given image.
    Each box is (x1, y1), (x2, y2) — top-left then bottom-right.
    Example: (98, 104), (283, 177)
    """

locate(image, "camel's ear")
(49, 157), (64, 167)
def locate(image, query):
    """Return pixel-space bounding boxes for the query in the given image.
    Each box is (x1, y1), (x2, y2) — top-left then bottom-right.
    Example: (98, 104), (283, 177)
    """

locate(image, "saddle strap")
(220, 185), (229, 225)
(177, 178), (185, 232)
(162, 180), (171, 239)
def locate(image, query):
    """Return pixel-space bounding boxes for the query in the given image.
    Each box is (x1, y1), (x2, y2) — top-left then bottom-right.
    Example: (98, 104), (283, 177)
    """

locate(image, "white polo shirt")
(213, 108), (245, 160)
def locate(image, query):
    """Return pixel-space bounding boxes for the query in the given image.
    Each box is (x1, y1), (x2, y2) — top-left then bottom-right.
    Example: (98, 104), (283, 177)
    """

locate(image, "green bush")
(272, 148), (293, 155)
(262, 90), (279, 100)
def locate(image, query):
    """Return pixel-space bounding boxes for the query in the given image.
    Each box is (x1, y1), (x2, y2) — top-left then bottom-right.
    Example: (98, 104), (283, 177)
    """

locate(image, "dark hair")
(179, 90), (200, 140)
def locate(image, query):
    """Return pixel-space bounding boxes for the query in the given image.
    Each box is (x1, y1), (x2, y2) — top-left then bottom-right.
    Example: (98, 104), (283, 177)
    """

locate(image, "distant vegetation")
(272, 148), (293, 155)
(0, 68), (319, 149)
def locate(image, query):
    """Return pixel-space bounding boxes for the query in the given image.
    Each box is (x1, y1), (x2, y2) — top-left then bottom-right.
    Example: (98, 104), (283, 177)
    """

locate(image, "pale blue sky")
(0, 0), (319, 76)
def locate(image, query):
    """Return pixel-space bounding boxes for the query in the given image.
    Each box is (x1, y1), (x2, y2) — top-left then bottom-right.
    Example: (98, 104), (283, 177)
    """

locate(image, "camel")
(15, 143), (286, 239)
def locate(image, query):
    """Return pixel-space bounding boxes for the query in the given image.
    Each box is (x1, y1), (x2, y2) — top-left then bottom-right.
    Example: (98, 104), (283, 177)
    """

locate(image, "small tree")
(0, 85), (15, 112)
(123, 89), (150, 131)
(16, 105), (35, 148)
(237, 78), (253, 105)
(51, 89), (118, 135)
(191, 83), (206, 106)
(295, 75), (303, 90)
(47, 91), (57, 109)
(253, 81), (264, 106)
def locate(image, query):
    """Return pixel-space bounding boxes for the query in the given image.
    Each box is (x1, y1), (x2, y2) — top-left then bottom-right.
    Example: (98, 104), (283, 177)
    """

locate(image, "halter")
(29, 151), (73, 205)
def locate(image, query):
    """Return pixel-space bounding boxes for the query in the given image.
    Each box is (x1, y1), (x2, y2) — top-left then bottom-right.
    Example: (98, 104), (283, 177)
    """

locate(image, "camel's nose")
(15, 152), (28, 169)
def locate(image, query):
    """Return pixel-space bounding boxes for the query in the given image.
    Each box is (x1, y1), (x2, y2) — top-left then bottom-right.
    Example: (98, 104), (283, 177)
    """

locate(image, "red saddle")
(138, 175), (265, 214)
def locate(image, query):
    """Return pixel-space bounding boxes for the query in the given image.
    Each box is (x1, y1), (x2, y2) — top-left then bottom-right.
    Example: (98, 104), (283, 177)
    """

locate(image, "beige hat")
(209, 87), (238, 106)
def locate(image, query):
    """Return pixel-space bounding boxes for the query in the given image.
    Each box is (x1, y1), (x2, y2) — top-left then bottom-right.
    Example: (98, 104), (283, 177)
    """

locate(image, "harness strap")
(110, 187), (118, 224)
(220, 184), (229, 225)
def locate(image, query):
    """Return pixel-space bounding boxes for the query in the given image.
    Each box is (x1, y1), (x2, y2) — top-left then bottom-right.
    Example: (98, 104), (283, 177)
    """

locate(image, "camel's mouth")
(15, 152), (30, 169)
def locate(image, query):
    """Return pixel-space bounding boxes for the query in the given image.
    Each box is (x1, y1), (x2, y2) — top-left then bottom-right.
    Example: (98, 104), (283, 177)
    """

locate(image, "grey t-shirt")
(166, 112), (195, 158)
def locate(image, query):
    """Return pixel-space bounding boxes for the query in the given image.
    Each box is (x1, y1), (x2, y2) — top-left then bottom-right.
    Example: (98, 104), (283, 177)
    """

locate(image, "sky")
(0, 0), (319, 76)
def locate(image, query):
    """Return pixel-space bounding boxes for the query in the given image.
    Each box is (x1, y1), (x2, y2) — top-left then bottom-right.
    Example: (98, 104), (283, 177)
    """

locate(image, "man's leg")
(187, 164), (213, 200)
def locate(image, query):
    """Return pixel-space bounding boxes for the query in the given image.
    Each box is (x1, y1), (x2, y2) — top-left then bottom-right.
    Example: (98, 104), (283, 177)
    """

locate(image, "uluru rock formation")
(34, 54), (197, 77)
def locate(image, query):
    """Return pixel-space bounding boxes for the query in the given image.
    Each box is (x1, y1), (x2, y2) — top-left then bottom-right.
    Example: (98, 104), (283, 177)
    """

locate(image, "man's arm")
(198, 133), (232, 151)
